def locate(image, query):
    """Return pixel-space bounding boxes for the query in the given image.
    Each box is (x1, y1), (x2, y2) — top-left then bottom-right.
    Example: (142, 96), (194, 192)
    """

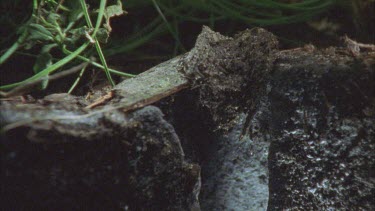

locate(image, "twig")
(85, 90), (114, 109)
(343, 35), (375, 56)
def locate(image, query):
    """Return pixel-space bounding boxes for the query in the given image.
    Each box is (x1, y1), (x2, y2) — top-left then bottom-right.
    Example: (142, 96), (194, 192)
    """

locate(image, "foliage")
(0, 0), (134, 93)
(104, 0), (337, 56)
(0, 0), (339, 93)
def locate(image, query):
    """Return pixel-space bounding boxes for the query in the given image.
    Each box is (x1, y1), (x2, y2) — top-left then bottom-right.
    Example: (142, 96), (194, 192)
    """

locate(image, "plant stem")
(0, 42), (90, 90)
(0, 0), (39, 65)
(68, 64), (87, 94)
(80, 0), (115, 86)
(80, 0), (93, 28)
(93, 0), (107, 37)
(62, 47), (135, 77)
(94, 40), (115, 86)
(0, 29), (29, 65)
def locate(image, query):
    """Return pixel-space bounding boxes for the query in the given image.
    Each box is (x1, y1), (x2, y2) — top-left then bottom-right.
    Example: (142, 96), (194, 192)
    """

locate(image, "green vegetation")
(0, 0), (134, 93)
(0, 0), (338, 94)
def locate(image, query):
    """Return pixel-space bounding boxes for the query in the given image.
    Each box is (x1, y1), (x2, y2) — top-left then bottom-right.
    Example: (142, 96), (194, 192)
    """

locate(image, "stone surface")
(161, 27), (279, 210)
(1, 105), (200, 210)
(170, 31), (375, 210)
(267, 49), (375, 210)
(200, 113), (270, 211)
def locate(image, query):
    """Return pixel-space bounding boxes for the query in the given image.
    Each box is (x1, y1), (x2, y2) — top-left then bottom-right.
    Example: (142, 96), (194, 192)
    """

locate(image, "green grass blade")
(151, 0), (185, 52)
(217, 0), (282, 18)
(79, 0), (114, 86)
(94, 40), (115, 86)
(79, 0), (93, 28)
(0, 29), (29, 65)
(0, 42), (90, 90)
(0, 0), (38, 65)
(212, 1), (323, 25)
(104, 21), (166, 56)
(62, 47), (135, 77)
(68, 64), (87, 94)
(156, 2), (226, 23)
(93, 0), (107, 37)
(244, 0), (334, 11)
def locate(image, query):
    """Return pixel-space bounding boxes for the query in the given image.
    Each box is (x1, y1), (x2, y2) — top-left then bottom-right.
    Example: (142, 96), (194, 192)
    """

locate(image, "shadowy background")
(1, 0), (374, 96)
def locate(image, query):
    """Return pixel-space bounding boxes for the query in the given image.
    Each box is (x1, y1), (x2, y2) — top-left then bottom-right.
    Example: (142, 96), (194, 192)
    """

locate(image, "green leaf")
(69, 26), (87, 41)
(105, 0), (125, 18)
(41, 43), (57, 53)
(27, 23), (53, 41)
(33, 52), (52, 74)
(96, 28), (109, 43)
(32, 43), (57, 74)
(47, 13), (61, 25)
(30, 23), (52, 36)
(103, 0), (125, 32)
(40, 76), (49, 90)
(65, 0), (84, 22)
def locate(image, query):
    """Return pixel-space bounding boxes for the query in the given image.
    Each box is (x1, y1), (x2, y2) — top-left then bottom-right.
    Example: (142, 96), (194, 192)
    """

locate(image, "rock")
(166, 30), (374, 210)
(267, 48), (375, 210)
(164, 27), (279, 210)
(1, 105), (200, 210)
(200, 113), (270, 211)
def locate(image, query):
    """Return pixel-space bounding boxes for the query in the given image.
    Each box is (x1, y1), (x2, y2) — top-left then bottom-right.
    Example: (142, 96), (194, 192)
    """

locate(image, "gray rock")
(267, 49), (375, 210)
(1, 105), (200, 210)
(200, 113), (270, 211)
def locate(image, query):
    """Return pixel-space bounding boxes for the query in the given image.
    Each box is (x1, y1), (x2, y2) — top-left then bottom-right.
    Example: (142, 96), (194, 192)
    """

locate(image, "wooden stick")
(102, 54), (190, 112)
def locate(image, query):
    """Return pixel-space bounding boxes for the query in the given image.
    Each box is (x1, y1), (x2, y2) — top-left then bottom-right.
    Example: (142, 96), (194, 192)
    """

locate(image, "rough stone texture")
(159, 92), (271, 211)
(267, 48), (375, 210)
(200, 113), (270, 211)
(183, 27), (278, 132)
(158, 27), (279, 210)
(170, 28), (374, 210)
(1, 105), (200, 210)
